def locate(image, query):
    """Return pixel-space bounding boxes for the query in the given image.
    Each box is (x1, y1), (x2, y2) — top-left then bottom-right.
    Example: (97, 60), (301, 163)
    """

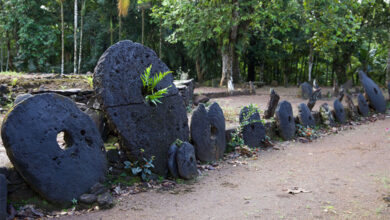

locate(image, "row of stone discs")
(190, 103), (226, 162)
(239, 106), (265, 148)
(1, 93), (107, 205)
(93, 40), (189, 175)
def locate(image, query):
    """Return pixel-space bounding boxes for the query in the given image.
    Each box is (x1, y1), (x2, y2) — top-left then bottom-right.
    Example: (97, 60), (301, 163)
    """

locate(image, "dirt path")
(62, 118), (390, 220)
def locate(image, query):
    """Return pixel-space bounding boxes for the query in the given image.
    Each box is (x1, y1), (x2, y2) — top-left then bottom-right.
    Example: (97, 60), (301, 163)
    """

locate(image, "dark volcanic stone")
(79, 194), (97, 205)
(357, 93), (370, 117)
(167, 144), (179, 178)
(97, 192), (113, 209)
(275, 101), (295, 140)
(176, 142), (198, 180)
(300, 82), (312, 99)
(239, 106), (260, 123)
(297, 103), (315, 127)
(93, 40), (189, 175)
(333, 99), (346, 124)
(190, 103), (226, 162)
(359, 70), (386, 113)
(0, 84), (9, 95)
(1, 93), (107, 205)
(14, 93), (33, 105)
(0, 174), (6, 220)
(193, 94), (209, 106)
(242, 122), (266, 148)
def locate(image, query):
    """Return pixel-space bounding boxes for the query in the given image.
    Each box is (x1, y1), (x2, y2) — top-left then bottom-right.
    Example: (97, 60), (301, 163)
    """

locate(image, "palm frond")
(118, 0), (130, 17)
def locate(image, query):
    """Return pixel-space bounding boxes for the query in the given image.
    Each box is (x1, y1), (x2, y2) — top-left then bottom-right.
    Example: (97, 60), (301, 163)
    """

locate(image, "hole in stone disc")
(57, 131), (73, 150)
(374, 88), (378, 94)
(251, 124), (255, 130)
(80, 130), (86, 136)
(190, 157), (194, 163)
(210, 125), (218, 140)
(288, 116), (292, 122)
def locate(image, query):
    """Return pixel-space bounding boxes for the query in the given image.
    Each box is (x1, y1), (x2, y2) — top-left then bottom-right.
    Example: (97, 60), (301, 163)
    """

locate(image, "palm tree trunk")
(74, 0), (78, 74)
(60, 0), (64, 75)
(308, 43), (314, 83)
(78, 0), (85, 74)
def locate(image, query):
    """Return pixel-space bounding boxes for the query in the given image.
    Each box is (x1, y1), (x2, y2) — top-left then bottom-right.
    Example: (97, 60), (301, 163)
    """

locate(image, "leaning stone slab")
(333, 99), (346, 124)
(1, 93), (107, 205)
(94, 40), (189, 175)
(357, 93), (370, 117)
(275, 101), (295, 140)
(319, 103), (335, 127)
(264, 89), (280, 119)
(299, 82), (312, 99)
(0, 174), (6, 220)
(176, 142), (198, 180)
(298, 103), (315, 127)
(190, 102), (226, 162)
(359, 70), (386, 113)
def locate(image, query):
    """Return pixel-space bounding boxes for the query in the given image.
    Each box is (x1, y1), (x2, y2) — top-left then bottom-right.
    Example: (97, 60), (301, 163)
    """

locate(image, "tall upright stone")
(1, 93), (107, 205)
(239, 106), (265, 148)
(297, 103), (315, 127)
(190, 103), (226, 162)
(275, 101), (295, 140)
(299, 82), (313, 99)
(357, 93), (370, 117)
(359, 70), (386, 113)
(333, 99), (346, 124)
(94, 40), (189, 175)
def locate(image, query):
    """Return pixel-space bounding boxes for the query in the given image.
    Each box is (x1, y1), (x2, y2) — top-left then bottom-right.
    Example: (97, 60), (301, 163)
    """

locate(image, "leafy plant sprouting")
(124, 148), (155, 181)
(140, 64), (172, 105)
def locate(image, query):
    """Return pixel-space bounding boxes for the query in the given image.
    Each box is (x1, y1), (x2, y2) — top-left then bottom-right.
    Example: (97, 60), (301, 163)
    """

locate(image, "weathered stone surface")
(242, 122), (266, 148)
(97, 192), (113, 209)
(190, 103), (226, 162)
(79, 194), (97, 205)
(345, 94), (359, 120)
(14, 93), (33, 105)
(1, 93), (107, 205)
(359, 70), (386, 113)
(90, 183), (108, 196)
(299, 82), (312, 99)
(264, 89), (280, 119)
(176, 142), (198, 180)
(93, 40), (189, 175)
(333, 99), (346, 124)
(0, 84), (9, 95)
(297, 103), (315, 127)
(275, 101), (295, 140)
(167, 144), (179, 178)
(319, 103), (335, 127)
(174, 79), (194, 106)
(0, 174), (6, 220)
(357, 93), (370, 117)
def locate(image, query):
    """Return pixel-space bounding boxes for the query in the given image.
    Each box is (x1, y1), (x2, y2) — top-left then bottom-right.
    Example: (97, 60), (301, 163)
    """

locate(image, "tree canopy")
(0, 0), (389, 86)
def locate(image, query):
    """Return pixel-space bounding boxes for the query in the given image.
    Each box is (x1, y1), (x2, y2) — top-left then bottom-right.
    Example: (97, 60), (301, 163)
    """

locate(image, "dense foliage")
(0, 0), (389, 86)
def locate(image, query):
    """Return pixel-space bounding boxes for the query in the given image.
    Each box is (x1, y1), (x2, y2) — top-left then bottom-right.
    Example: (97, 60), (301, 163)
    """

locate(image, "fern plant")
(140, 64), (172, 105)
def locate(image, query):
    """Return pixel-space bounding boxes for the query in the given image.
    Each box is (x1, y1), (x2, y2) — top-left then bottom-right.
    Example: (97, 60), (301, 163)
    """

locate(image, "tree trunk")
(119, 17), (122, 41)
(142, 8), (145, 45)
(195, 58), (203, 82)
(110, 17), (113, 45)
(0, 40), (3, 72)
(308, 44), (314, 82)
(220, 44), (234, 87)
(60, 0), (64, 75)
(247, 57), (255, 82)
(232, 48), (240, 83)
(74, 0), (78, 74)
(386, 28), (390, 84)
(78, 0), (85, 74)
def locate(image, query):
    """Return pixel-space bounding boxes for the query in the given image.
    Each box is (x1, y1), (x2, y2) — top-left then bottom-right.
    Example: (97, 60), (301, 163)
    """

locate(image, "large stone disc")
(359, 70), (386, 113)
(333, 99), (346, 124)
(297, 103), (315, 127)
(1, 93), (107, 205)
(94, 40), (189, 175)
(275, 101), (295, 140)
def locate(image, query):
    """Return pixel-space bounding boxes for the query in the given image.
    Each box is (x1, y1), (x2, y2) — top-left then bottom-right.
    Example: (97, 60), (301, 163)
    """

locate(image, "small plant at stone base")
(71, 198), (78, 206)
(140, 64), (172, 105)
(11, 78), (18, 87)
(296, 124), (319, 140)
(86, 76), (93, 88)
(124, 148), (155, 181)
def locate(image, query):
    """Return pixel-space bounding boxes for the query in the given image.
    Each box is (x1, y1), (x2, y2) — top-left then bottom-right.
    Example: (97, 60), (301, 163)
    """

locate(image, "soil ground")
(62, 117), (390, 220)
